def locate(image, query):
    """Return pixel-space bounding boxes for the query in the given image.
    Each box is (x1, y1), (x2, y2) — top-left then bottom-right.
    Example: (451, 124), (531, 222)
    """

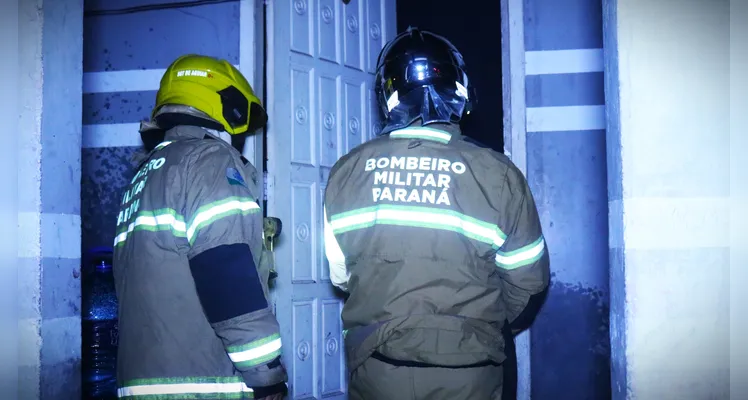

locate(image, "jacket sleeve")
(323, 205), (350, 292)
(182, 144), (287, 390)
(495, 168), (551, 328)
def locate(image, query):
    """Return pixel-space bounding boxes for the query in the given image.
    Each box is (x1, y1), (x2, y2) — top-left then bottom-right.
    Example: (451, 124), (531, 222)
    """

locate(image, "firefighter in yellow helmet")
(113, 55), (288, 400)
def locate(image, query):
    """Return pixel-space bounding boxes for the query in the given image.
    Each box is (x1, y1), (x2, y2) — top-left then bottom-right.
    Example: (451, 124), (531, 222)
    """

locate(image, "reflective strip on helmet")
(113, 209), (186, 247)
(226, 333), (282, 369)
(495, 236), (546, 270)
(329, 204), (506, 248)
(186, 196), (261, 244)
(117, 376), (253, 399)
(389, 126), (452, 144)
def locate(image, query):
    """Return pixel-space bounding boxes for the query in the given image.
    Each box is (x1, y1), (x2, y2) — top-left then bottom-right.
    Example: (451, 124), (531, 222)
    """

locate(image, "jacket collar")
(161, 125), (251, 166)
(164, 125), (215, 141)
(389, 122), (462, 144)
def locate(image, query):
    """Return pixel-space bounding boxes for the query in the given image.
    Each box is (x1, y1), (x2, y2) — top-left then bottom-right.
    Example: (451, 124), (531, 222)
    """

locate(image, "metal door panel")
(266, 1), (396, 397)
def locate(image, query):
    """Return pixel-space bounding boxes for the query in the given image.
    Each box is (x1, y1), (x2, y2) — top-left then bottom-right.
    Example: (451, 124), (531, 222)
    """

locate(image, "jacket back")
(112, 126), (266, 398)
(323, 124), (550, 370)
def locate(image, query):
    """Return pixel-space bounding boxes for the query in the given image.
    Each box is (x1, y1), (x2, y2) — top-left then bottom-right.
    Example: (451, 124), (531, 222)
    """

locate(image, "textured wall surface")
(17, 0), (84, 398)
(0, 0), (20, 397)
(730, 4), (748, 399)
(521, 0), (610, 398)
(604, 0), (730, 398)
(81, 0), (242, 253)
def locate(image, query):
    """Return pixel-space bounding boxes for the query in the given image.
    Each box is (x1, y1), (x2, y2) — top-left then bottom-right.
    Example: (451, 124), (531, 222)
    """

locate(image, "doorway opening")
(396, 0), (505, 152)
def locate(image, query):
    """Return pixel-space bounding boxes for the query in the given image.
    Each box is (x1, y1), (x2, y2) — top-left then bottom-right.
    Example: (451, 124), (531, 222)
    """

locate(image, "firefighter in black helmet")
(322, 27), (551, 399)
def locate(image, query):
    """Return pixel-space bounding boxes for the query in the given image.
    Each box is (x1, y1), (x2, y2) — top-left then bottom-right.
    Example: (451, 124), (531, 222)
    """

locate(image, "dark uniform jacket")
(323, 123), (551, 372)
(113, 125), (285, 399)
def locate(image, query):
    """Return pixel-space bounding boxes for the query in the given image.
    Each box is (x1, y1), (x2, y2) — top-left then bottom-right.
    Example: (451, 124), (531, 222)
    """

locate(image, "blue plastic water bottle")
(81, 247), (119, 399)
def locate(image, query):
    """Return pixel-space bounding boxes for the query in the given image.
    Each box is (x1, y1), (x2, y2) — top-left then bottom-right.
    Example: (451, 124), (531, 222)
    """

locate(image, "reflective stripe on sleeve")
(113, 197), (260, 247)
(226, 333), (283, 369)
(495, 236), (546, 270)
(186, 196), (261, 244)
(113, 209), (186, 247)
(117, 376), (253, 399)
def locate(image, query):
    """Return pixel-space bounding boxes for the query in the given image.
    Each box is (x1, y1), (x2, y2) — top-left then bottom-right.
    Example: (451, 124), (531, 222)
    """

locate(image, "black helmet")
(374, 27), (473, 135)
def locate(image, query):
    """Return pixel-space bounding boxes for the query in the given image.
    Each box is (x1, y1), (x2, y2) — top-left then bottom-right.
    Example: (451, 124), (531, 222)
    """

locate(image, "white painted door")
(265, 0), (396, 398)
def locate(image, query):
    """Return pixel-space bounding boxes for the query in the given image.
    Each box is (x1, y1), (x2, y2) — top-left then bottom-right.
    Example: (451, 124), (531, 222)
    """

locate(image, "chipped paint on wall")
(83, 91), (157, 125)
(82, 147), (143, 251)
(83, 1), (240, 72)
(531, 279), (610, 399)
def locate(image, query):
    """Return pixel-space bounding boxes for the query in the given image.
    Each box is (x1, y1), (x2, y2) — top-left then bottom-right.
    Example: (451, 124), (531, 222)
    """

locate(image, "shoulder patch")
(226, 167), (248, 188)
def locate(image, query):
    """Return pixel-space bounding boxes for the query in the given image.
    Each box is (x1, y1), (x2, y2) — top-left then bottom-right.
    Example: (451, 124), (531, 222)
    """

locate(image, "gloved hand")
(253, 381), (288, 400)
(252, 357), (288, 399)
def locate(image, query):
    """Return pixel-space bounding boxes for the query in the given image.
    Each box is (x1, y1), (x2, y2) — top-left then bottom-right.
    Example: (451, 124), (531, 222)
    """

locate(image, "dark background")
(396, 0), (504, 152)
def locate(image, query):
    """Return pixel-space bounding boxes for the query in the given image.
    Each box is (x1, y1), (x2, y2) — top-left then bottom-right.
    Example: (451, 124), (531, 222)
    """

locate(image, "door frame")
(500, 0), (531, 398)
(255, 0), (530, 395)
(240, 0), (266, 202)
(501, 0), (527, 172)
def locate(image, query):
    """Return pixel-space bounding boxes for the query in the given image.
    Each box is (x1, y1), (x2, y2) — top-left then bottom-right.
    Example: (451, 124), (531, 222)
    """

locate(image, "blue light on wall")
(522, 0), (611, 397)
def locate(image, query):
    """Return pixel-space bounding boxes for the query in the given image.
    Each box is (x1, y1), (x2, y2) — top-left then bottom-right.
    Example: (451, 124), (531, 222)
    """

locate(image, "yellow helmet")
(152, 54), (267, 135)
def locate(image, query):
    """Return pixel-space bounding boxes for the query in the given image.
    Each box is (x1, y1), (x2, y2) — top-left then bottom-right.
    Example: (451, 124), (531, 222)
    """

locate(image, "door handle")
(263, 217), (282, 281)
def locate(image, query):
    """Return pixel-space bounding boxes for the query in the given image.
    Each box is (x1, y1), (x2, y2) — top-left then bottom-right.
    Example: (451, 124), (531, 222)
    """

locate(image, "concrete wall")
(16, 0), (84, 398)
(518, 0), (611, 398)
(603, 0), (730, 398)
(81, 0), (259, 255)
(0, 0), (20, 397)
(730, 3), (748, 399)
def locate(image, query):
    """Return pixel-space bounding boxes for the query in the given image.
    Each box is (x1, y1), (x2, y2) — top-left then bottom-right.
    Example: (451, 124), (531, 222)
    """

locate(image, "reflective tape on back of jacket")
(323, 124), (551, 372)
(113, 126), (279, 399)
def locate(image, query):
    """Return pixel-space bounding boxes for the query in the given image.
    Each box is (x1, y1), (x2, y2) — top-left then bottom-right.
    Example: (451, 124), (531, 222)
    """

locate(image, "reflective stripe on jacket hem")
(117, 377), (253, 399)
